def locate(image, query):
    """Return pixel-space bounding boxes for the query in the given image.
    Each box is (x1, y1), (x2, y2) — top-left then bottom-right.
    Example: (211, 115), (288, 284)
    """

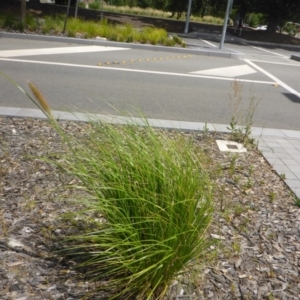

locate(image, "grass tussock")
(23, 82), (214, 299)
(56, 121), (214, 299)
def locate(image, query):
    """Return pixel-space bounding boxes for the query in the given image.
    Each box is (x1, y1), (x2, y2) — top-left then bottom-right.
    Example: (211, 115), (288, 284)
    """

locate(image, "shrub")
(3, 14), (15, 28)
(55, 121), (214, 299)
(26, 15), (39, 31)
(283, 22), (298, 36)
(78, 2), (86, 8)
(25, 82), (214, 300)
(244, 13), (265, 28)
(89, 1), (101, 10)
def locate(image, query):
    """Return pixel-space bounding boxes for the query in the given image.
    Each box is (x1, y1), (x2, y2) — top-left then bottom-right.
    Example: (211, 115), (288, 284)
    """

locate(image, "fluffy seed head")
(28, 81), (52, 117)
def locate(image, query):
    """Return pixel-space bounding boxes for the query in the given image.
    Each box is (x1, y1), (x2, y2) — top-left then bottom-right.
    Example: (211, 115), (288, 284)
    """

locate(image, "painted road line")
(248, 59), (300, 67)
(0, 57), (276, 85)
(245, 59), (300, 99)
(0, 46), (128, 58)
(252, 46), (288, 58)
(201, 39), (217, 47)
(191, 64), (256, 77)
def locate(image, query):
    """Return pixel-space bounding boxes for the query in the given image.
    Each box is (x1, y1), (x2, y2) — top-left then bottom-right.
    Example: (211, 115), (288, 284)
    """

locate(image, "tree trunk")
(267, 17), (280, 33)
(21, 0), (26, 24)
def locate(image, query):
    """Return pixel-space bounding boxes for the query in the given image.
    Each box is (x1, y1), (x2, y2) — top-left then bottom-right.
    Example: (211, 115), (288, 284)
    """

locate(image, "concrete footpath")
(1, 30), (300, 199)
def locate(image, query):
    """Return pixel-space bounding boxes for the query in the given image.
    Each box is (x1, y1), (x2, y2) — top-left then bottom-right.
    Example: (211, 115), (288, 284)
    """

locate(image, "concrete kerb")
(0, 31), (244, 59)
(239, 39), (300, 52)
(0, 106), (297, 139)
(291, 54), (300, 62)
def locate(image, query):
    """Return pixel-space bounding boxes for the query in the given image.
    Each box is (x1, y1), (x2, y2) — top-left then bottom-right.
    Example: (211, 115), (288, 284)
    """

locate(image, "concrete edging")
(0, 31), (244, 59)
(291, 54), (300, 62)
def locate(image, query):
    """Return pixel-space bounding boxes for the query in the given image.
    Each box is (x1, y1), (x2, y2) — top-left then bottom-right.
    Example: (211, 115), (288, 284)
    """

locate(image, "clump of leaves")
(24, 81), (214, 300)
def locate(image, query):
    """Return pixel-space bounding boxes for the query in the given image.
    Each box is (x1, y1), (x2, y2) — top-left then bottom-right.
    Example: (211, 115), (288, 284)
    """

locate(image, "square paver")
(275, 153), (294, 160)
(263, 158), (278, 166)
(272, 165), (291, 173)
(282, 130), (300, 139)
(281, 172), (298, 180)
(279, 158), (300, 167)
(285, 148), (300, 155)
(294, 188), (300, 198)
(291, 154), (300, 161)
(288, 166), (300, 173)
(261, 128), (286, 137)
(284, 179), (300, 188)
(293, 172), (300, 180)
(264, 142), (280, 148)
(262, 152), (279, 159)
(267, 147), (288, 154)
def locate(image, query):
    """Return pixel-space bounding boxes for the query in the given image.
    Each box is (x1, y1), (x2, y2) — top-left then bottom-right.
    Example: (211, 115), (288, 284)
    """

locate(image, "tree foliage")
(211, 0), (300, 32)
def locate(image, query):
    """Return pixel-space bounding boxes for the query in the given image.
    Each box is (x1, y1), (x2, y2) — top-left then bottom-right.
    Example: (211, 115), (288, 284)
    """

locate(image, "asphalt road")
(1, 36), (300, 130)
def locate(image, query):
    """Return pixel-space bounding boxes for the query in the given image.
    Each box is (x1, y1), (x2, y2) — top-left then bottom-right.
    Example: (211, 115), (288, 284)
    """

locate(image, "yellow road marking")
(97, 55), (193, 66)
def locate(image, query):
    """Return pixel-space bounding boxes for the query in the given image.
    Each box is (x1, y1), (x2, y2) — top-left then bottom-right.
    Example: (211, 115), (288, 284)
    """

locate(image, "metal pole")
(63, 0), (71, 34)
(219, 0), (232, 49)
(101, 0), (104, 21)
(75, 0), (79, 19)
(184, 0), (193, 34)
(21, 0), (26, 24)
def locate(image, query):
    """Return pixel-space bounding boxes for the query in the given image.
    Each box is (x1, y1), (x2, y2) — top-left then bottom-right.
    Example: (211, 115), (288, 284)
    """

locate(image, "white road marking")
(201, 39), (217, 47)
(0, 57), (276, 85)
(248, 59), (300, 67)
(252, 46), (288, 58)
(0, 46), (128, 57)
(245, 59), (300, 98)
(191, 64), (256, 77)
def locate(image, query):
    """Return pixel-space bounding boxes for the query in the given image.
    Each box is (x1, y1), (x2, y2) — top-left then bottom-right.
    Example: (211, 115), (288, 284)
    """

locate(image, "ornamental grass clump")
(25, 83), (214, 299)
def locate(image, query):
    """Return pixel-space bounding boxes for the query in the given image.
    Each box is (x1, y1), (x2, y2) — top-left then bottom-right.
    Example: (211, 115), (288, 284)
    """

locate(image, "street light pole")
(75, 0), (79, 19)
(184, 0), (193, 34)
(219, 0), (232, 49)
(63, 0), (71, 34)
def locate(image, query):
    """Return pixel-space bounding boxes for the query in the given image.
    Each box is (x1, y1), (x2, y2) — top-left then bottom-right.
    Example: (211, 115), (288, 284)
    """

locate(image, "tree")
(254, 0), (300, 32)
(234, 0), (300, 32)
(212, 0), (300, 32)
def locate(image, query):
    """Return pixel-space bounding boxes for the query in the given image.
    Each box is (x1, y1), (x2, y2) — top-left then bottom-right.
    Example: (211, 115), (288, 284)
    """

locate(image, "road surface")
(0, 37), (300, 130)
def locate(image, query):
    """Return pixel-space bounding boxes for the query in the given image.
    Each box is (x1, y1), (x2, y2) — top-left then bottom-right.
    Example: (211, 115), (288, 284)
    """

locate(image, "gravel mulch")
(0, 116), (299, 300)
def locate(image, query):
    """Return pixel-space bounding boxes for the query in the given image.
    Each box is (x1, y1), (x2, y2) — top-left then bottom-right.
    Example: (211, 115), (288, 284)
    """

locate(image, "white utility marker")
(191, 64), (256, 77)
(0, 46), (128, 58)
(216, 140), (247, 153)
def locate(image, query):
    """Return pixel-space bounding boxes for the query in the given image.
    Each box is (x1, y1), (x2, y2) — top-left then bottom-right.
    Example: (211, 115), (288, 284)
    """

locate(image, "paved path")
(1, 29), (300, 199)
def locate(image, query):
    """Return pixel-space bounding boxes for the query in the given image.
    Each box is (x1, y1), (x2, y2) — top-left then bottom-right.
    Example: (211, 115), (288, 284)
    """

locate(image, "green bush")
(244, 13), (265, 28)
(26, 15), (39, 31)
(89, 1), (101, 10)
(78, 2), (86, 8)
(0, 11), (183, 46)
(283, 23), (298, 36)
(3, 14), (15, 28)
(23, 81), (214, 300)
(53, 120), (214, 299)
